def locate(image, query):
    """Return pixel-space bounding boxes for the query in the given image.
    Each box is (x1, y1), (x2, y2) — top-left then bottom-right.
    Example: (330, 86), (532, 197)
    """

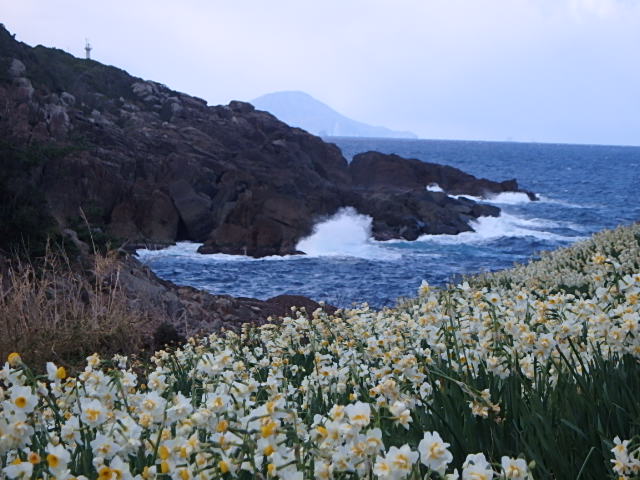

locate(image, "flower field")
(2, 224), (640, 479)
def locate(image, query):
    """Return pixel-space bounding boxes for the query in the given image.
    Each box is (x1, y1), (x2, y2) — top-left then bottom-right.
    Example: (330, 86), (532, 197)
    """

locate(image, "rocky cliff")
(0, 25), (534, 259)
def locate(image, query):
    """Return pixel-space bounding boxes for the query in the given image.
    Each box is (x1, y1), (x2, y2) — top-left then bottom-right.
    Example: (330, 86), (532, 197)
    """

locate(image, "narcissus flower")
(45, 442), (71, 476)
(418, 431), (453, 475)
(500, 456), (528, 479)
(8, 386), (38, 414)
(344, 402), (371, 428)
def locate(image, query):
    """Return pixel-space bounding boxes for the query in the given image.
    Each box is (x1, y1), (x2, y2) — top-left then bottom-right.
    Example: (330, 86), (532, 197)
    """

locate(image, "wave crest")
(296, 207), (400, 260)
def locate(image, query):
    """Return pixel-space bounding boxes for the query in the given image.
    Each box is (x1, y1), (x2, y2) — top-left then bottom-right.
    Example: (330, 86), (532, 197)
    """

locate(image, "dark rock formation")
(0, 24), (534, 260)
(350, 151), (537, 200)
(264, 294), (338, 317)
(344, 151), (534, 241)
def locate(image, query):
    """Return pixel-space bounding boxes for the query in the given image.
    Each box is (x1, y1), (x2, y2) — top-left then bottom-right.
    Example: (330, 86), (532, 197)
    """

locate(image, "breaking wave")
(485, 191), (533, 205)
(296, 207), (400, 260)
(416, 213), (584, 245)
(450, 191), (533, 205)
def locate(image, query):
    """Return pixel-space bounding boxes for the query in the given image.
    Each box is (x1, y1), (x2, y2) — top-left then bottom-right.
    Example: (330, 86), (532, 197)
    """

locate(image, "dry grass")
(0, 249), (157, 370)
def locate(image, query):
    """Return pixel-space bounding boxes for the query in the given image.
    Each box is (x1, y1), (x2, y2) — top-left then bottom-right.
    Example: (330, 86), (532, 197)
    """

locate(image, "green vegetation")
(0, 141), (62, 258)
(1, 224), (640, 479)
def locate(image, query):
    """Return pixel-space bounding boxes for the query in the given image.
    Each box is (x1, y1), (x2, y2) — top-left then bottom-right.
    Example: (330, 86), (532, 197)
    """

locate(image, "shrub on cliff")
(0, 141), (60, 257)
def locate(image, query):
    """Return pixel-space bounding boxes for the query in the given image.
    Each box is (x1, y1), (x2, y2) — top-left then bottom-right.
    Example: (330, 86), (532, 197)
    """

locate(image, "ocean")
(137, 138), (640, 308)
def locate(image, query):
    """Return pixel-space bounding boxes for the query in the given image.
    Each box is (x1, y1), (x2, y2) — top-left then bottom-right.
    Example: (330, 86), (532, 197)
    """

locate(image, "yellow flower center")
(98, 467), (112, 480)
(261, 420), (277, 438)
(393, 453), (410, 469)
(47, 453), (60, 468)
(86, 408), (101, 422)
(219, 460), (230, 473)
(14, 396), (27, 409)
(263, 444), (275, 456)
(429, 442), (445, 459)
(216, 419), (229, 433)
(159, 445), (170, 460)
(507, 465), (523, 477)
(56, 366), (67, 380)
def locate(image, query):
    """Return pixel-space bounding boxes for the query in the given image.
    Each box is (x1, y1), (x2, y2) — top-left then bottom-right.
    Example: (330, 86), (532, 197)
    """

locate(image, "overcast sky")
(2, 0), (639, 145)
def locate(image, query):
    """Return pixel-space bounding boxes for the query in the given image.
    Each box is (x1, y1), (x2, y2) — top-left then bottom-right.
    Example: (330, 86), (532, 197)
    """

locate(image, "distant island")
(252, 90), (418, 139)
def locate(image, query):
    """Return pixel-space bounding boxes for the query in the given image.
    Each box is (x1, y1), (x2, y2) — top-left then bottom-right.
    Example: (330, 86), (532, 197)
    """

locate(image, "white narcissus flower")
(90, 433), (121, 460)
(611, 436), (636, 475)
(45, 442), (71, 476)
(486, 292), (501, 305)
(139, 391), (167, 421)
(373, 455), (394, 480)
(388, 401), (412, 429)
(500, 456), (528, 479)
(46, 362), (67, 382)
(462, 453), (493, 480)
(3, 459), (33, 479)
(8, 386), (38, 414)
(166, 392), (193, 422)
(418, 431), (453, 475)
(364, 427), (384, 454)
(344, 401), (371, 428)
(314, 459), (333, 480)
(374, 444), (419, 480)
(80, 398), (107, 427)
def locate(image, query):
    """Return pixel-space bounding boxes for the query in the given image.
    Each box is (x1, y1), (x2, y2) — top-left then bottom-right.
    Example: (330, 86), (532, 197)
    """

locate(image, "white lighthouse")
(85, 39), (92, 60)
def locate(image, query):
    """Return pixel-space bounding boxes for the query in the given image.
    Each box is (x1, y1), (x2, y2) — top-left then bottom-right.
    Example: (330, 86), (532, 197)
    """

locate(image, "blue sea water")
(137, 139), (640, 308)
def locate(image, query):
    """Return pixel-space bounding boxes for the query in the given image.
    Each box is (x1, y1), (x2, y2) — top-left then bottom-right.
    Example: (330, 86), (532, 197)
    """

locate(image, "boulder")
(168, 179), (214, 240)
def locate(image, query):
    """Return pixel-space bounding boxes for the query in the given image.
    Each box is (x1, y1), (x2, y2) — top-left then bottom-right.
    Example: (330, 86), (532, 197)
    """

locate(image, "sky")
(2, 0), (639, 145)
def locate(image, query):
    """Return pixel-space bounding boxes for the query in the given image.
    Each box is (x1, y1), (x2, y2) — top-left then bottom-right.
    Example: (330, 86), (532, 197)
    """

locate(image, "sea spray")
(449, 191), (533, 205)
(296, 207), (400, 260)
(485, 191), (533, 205)
(416, 213), (583, 245)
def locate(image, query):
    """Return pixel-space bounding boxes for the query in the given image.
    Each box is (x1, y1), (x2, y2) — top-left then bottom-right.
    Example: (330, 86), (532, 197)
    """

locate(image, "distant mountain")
(252, 91), (418, 139)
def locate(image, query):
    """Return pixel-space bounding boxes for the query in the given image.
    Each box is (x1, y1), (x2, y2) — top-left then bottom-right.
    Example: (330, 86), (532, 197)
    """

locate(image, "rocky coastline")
(0, 24), (535, 336)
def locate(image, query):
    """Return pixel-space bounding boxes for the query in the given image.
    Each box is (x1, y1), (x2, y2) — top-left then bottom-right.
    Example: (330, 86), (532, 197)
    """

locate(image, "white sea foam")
(485, 191), (533, 205)
(136, 242), (202, 261)
(135, 242), (301, 262)
(416, 213), (584, 245)
(450, 191), (533, 205)
(449, 193), (484, 202)
(426, 183), (444, 192)
(296, 207), (400, 260)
